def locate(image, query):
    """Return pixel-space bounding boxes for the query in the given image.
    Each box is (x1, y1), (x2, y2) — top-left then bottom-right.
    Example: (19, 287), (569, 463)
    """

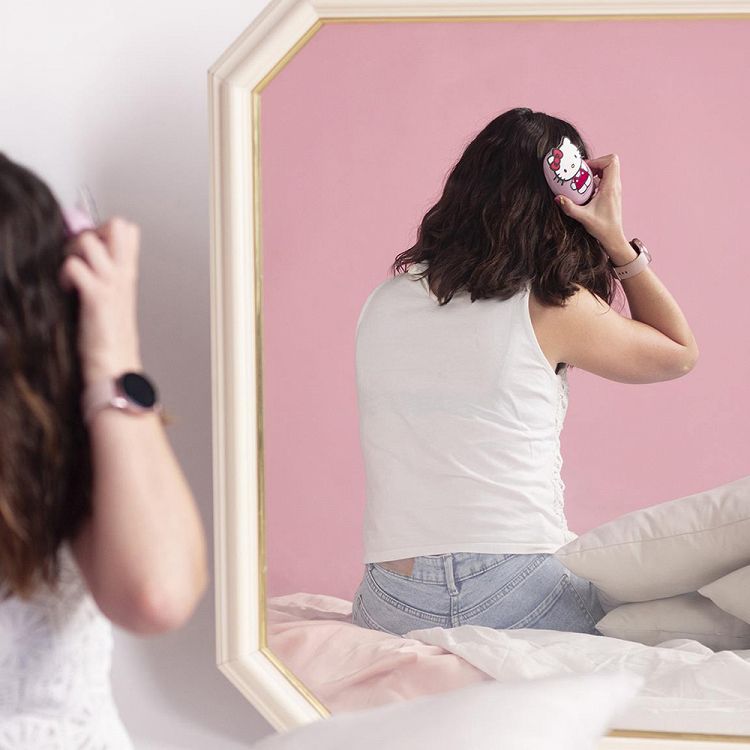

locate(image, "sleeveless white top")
(356, 262), (577, 564)
(0, 544), (133, 749)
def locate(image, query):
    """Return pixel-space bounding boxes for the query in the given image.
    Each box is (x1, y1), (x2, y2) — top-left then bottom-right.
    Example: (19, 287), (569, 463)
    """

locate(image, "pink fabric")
(267, 593), (491, 712)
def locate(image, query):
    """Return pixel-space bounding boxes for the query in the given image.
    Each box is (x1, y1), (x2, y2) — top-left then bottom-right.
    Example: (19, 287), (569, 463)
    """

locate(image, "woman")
(0, 154), (207, 747)
(352, 107), (698, 637)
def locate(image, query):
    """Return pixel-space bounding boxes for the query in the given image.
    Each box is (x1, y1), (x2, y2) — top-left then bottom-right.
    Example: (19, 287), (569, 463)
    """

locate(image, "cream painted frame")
(208, 1), (750, 745)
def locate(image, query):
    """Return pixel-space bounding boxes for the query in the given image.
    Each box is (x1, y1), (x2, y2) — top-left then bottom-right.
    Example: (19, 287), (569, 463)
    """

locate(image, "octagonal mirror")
(209, 1), (750, 746)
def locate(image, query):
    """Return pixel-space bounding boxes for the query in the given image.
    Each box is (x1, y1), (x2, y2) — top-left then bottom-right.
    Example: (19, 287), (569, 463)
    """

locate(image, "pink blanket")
(267, 593), (491, 713)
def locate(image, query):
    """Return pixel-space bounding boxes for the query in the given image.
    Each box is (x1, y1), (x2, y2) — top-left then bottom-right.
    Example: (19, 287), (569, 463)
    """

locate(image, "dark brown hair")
(393, 107), (622, 310)
(0, 153), (91, 598)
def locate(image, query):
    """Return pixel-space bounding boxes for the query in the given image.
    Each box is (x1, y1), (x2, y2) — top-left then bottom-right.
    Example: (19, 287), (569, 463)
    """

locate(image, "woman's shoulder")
(529, 283), (610, 330)
(528, 284), (611, 371)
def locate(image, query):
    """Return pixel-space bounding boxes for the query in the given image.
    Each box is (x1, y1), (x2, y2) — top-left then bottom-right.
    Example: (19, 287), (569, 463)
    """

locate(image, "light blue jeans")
(352, 552), (606, 636)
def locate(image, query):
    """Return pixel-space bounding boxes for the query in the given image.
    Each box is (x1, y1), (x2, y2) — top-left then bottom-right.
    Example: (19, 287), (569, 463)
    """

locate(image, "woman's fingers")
(585, 154), (618, 169)
(97, 216), (140, 268)
(585, 156), (621, 200)
(59, 252), (98, 298)
(66, 230), (113, 277)
(61, 216), (141, 296)
(586, 154), (620, 183)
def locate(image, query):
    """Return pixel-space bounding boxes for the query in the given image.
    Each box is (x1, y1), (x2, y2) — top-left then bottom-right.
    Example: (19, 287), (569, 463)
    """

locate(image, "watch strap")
(613, 238), (651, 280)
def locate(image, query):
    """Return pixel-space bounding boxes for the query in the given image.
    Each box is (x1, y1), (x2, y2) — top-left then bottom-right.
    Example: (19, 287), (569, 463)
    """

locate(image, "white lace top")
(0, 544), (133, 749)
(357, 265), (577, 563)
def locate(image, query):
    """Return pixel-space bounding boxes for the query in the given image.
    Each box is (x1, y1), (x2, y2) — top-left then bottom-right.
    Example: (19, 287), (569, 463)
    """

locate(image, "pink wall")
(260, 18), (750, 600)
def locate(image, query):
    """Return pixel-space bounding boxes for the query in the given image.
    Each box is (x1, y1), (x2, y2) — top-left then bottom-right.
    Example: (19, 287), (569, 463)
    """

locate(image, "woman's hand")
(555, 154), (630, 259)
(59, 217), (142, 385)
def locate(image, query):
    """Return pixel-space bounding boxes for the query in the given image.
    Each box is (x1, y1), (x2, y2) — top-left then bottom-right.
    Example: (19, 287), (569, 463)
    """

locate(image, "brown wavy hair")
(0, 154), (91, 599)
(393, 107), (622, 312)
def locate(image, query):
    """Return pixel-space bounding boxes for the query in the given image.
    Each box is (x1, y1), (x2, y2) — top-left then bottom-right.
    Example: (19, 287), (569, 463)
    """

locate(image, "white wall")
(1, 2), (275, 747)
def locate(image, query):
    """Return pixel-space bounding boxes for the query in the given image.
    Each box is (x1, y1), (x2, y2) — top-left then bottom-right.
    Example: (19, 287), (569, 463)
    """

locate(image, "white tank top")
(356, 261), (577, 564)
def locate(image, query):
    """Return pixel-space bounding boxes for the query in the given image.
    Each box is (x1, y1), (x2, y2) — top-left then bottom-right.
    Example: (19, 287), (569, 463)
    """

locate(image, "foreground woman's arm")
(61, 217), (208, 635)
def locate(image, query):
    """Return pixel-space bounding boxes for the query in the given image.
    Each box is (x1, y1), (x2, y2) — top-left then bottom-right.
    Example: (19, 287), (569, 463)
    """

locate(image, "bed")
(268, 592), (750, 737)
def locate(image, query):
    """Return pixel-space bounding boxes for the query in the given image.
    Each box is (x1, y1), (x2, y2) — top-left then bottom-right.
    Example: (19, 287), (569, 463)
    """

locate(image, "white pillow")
(555, 474), (750, 603)
(699, 564), (750, 625)
(249, 672), (643, 750)
(596, 592), (750, 651)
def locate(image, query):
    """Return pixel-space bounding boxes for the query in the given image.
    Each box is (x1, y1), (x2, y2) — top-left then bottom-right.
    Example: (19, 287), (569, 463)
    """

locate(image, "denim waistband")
(371, 552), (547, 584)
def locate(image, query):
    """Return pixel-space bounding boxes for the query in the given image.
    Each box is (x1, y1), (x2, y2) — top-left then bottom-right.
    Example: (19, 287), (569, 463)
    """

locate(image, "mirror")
(209, 2), (750, 744)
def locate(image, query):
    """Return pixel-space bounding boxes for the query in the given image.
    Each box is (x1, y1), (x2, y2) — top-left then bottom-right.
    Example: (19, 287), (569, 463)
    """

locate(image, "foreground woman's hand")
(60, 217), (142, 384)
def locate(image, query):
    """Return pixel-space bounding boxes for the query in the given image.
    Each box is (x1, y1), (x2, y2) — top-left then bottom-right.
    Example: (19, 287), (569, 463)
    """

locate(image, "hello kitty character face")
(546, 136), (583, 183)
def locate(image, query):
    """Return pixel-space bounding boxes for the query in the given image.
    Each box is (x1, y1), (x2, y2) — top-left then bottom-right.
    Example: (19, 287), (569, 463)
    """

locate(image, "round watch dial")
(119, 372), (157, 408)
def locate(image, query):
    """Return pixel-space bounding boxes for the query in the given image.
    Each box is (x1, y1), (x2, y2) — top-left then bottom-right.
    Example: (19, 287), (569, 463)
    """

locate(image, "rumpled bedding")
(266, 593), (491, 712)
(268, 593), (750, 736)
(407, 625), (750, 735)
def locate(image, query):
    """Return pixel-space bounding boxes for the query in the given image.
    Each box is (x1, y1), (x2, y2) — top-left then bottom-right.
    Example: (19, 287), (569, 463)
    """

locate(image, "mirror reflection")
(259, 16), (750, 735)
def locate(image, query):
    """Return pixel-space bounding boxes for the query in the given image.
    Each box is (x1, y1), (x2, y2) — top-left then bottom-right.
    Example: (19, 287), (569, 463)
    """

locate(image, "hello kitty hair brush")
(543, 136), (597, 206)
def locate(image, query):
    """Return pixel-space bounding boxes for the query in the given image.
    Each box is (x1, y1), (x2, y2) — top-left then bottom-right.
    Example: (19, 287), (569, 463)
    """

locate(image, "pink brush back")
(62, 206), (95, 237)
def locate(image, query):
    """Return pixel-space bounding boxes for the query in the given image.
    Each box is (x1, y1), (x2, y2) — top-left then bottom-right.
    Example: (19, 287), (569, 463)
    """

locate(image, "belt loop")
(442, 554), (460, 627)
(443, 554), (459, 595)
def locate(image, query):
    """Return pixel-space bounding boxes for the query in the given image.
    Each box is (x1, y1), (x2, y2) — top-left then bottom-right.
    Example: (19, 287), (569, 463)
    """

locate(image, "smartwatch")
(612, 238), (652, 280)
(82, 371), (161, 424)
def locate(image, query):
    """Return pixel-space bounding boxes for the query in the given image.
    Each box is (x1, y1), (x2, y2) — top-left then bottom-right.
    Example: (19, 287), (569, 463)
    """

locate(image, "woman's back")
(0, 545), (132, 749)
(356, 262), (577, 564)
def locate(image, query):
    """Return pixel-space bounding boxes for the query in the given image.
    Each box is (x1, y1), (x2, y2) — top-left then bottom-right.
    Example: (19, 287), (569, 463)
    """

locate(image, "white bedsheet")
(405, 625), (750, 736)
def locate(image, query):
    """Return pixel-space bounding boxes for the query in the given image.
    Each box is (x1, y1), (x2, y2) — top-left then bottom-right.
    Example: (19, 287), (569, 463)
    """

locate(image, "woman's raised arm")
(61, 217), (208, 635)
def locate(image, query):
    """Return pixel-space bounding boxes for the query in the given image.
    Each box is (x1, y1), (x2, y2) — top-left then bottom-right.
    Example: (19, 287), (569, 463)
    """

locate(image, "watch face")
(119, 372), (157, 408)
(631, 237), (650, 260)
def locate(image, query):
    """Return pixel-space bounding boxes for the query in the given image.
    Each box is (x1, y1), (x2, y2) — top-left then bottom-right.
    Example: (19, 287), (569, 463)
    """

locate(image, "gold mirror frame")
(208, 1), (750, 745)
